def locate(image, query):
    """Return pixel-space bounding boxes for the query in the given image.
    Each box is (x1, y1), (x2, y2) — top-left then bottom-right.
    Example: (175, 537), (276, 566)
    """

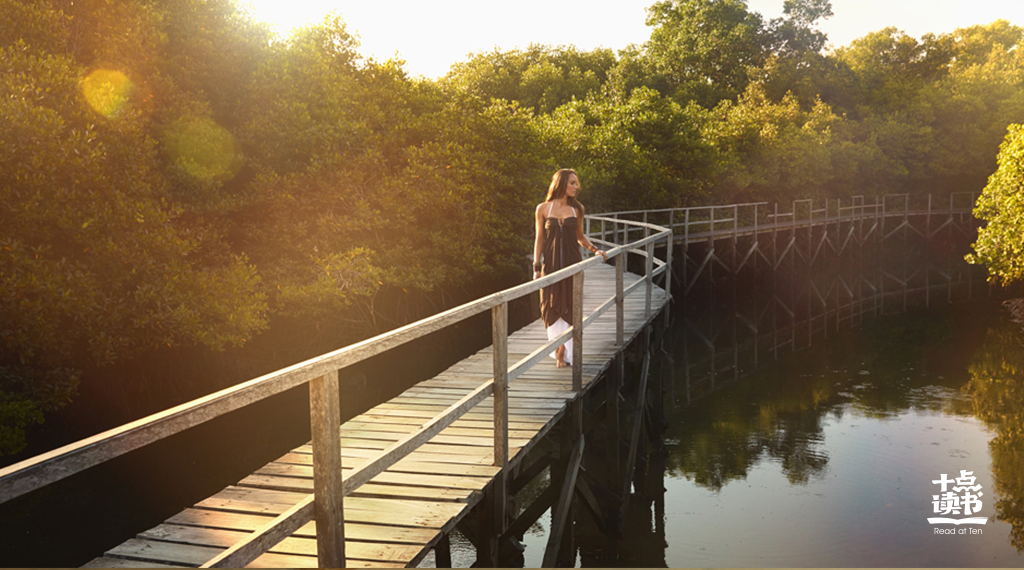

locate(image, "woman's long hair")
(545, 168), (585, 217)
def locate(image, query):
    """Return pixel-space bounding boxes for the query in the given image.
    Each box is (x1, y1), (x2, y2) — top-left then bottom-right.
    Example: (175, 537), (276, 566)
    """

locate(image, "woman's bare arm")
(576, 211), (607, 261)
(533, 203), (546, 278)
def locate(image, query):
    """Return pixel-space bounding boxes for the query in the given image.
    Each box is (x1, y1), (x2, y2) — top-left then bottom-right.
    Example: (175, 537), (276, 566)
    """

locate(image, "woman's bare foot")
(555, 346), (569, 368)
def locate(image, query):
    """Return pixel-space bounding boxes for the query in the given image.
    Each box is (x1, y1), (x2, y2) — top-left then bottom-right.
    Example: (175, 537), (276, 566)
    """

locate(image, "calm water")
(505, 300), (1024, 567)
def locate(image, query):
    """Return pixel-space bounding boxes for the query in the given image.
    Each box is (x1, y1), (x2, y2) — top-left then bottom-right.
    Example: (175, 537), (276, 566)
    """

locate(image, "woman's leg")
(555, 344), (568, 368)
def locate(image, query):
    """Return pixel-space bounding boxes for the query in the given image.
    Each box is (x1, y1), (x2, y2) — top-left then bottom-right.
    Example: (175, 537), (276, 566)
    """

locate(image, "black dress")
(539, 206), (582, 328)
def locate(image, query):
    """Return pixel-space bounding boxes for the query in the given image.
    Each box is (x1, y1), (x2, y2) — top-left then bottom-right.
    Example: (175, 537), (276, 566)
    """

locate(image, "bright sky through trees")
(240, 0), (1024, 78)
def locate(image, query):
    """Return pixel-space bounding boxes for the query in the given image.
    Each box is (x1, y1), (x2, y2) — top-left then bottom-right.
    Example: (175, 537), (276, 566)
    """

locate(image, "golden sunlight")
(237, 0), (335, 35)
(81, 69), (134, 118)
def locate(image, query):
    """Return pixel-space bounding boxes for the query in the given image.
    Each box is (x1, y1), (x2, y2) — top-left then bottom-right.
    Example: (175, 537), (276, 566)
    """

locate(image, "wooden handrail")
(0, 212), (673, 568)
(0, 220), (665, 503)
(198, 222), (672, 568)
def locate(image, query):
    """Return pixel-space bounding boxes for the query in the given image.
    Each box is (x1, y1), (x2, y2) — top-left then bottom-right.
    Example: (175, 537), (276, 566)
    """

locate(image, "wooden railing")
(0, 214), (672, 567)
(593, 192), (979, 245)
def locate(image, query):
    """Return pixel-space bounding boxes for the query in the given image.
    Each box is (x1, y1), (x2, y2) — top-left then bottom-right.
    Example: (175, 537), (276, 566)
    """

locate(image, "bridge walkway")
(84, 262), (669, 568)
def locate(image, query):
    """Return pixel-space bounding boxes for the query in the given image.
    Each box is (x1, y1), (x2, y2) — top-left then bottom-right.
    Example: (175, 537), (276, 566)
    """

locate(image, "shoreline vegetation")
(3, 0), (1024, 456)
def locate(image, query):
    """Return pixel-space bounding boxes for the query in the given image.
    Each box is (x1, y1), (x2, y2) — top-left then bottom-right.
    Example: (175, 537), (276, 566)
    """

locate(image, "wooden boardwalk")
(84, 262), (669, 568)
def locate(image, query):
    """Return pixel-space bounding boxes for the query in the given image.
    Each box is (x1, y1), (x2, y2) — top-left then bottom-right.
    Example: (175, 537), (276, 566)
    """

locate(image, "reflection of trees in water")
(666, 305), (995, 491)
(964, 317), (1024, 552)
(667, 368), (837, 490)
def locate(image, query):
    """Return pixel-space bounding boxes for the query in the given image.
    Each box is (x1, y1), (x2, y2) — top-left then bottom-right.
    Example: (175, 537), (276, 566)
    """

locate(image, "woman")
(533, 169), (607, 368)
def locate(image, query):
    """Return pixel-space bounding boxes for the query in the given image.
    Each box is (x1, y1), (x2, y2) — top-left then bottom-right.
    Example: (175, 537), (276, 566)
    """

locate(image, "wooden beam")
(435, 534), (452, 568)
(492, 302), (509, 468)
(574, 469), (611, 534)
(619, 351), (651, 529)
(542, 436), (585, 568)
(309, 372), (345, 567)
(616, 253), (625, 346)
(572, 272), (584, 392)
(509, 454), (551, 495)
(501, 483), (557, 542)
(645, 228), (654, 317)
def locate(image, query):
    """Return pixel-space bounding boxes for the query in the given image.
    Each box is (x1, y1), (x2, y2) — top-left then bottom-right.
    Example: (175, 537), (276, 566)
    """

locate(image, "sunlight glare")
(236, 0), (336, 36)
(81, 69), (134, 118)
(162, 116), (243, 184)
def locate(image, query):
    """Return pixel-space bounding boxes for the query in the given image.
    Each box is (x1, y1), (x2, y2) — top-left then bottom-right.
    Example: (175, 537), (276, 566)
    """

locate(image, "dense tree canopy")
(4, 0), (1024, 452)
(967, 124), (1024, 284)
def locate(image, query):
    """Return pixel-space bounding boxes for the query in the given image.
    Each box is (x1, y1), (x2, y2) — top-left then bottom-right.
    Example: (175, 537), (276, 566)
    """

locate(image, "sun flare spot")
(163, 116), (243, 184)
(81, 69), (134, 118)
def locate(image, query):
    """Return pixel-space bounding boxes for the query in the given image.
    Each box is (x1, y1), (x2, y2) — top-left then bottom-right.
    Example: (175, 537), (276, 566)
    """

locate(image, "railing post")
(309, 371), (345, 568)
(615, 252), (625, 347)
(492, 303), (509, 468)
(683, 209), (690, 289)
(489, 302), (509, 566)
(645, 225), (653, 318)
(572, 272), (584, 392)
(664, 229), (673, 322)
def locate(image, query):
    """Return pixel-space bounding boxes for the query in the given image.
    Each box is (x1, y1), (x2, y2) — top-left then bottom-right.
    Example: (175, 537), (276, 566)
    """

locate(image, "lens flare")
(81, 69), (134, 118)
(163, 116), (243, 184)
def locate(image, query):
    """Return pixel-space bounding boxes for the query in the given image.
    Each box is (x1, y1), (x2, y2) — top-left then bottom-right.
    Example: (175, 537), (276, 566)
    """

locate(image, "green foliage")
(445, 45), (616, 114)
(967, 124), (1024, 283)
(0, 0), (269, 453)
(641, 0), (768, 107)
(7, 0), (1024, 454)
(699, 86), (839, 202)
(833, 28), (953, 112)
(536, 87), (712, 210)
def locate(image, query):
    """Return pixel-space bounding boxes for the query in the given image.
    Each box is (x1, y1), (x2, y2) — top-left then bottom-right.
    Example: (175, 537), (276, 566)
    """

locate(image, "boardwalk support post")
(309, 371), (345, 568)
(492, 302), (509, 467)
(619, 349), (651, 530)
(645, 225), (653, 317)
(616, 252), (625, 346)
(487, 301), (510, 567)
(542, 436), (585, 568)
(435, 534), (452, 568)
(572, 272), (585, 392)
(606, 353), (623, 490)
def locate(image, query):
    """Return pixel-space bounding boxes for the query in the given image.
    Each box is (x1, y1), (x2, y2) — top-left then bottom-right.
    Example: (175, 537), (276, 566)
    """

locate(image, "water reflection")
(964, 318), (1024, 551)
(651, 252), (1024, 565)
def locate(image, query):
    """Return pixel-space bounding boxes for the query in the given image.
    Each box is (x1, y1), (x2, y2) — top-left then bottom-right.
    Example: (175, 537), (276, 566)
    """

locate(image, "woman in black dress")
(532, 169), (607, 367)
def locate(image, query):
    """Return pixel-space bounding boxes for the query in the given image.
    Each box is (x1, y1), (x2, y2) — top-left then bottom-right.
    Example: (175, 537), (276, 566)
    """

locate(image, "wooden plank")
(193, 493), (466, 529)
(294, 443), (505, 465)
(139, 524), (423, 564)
(238, 474), (477, 502)
(106, 538), (310, 568)
(272, 452), (501, 478)
(334, 430), (534, 449)
(254, 463), (491, 491)
(201, 493), (314, 567)
(83, 557), (184, 568)
(338, 422), (540, 441)
(166, 507), (439, 543)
